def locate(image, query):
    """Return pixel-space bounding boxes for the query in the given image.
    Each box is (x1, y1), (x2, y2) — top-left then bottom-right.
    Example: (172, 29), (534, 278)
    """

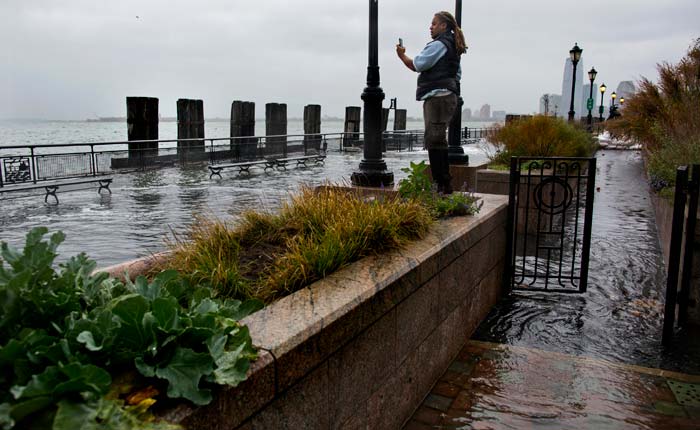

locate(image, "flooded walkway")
(405, 341), (700, 429)
(406, 150), (700, 428)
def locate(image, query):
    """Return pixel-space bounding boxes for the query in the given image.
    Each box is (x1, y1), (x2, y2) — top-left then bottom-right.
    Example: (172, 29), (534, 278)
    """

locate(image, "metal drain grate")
(667, 380), (700, 407)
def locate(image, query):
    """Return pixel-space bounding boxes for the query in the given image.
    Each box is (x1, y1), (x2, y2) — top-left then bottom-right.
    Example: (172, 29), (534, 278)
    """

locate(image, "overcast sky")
(1, 0), (698, 120)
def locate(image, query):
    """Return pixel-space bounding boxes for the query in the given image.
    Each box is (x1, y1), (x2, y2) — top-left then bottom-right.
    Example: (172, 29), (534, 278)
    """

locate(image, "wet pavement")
(405, 341), (700, 429)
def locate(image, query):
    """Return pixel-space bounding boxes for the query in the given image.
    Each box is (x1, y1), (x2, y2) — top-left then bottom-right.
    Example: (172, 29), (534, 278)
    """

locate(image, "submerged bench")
(273, 154), (326, 170)
(208, 155), (326, 178)
(0, 177), (113, 204)
(208, 159), (277, 178)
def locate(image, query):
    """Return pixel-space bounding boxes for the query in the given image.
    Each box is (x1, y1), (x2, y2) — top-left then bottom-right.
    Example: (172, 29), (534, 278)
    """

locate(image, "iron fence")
(662, 164), (699, 346)
(0, 130), (427, 187)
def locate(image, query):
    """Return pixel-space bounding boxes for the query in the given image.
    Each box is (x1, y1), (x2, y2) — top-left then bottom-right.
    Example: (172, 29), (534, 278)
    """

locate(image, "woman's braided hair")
(435, 11), (467, 54)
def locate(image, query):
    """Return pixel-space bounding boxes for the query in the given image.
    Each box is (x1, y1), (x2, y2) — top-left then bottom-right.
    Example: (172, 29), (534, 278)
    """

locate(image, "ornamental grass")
(486, 115), (596, 167)
(158, 184), (434, 304)
(606, 38), (700, 194)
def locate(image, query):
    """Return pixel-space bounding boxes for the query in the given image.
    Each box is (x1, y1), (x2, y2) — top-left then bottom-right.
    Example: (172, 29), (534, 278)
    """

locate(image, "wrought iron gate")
(662, 164), (699, 346)
(504, 157), (596, 293)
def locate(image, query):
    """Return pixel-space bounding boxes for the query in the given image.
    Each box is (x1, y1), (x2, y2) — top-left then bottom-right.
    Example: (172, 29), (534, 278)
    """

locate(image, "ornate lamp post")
(447, 0), (468, 165)
(351, 0), (394, 187)
(586, 67), (597, 130)
(598, 83), (606, 121)
(567, 43), (583, 122)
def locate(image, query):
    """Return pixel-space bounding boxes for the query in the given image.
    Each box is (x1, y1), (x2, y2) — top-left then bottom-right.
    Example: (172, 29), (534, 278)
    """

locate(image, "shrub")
(486, 115), (595, 166)
(606, 38), (700, 192)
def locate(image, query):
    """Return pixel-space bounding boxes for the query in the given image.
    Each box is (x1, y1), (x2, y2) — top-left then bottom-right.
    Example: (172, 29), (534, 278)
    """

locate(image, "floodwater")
(473, 149), (700, 375)
(0, 147), (489, 267)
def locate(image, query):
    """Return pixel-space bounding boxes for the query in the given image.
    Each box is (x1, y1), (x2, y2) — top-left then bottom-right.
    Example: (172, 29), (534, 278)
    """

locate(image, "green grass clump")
(157, 185), (434, 304)
(487, 115), (595, 167)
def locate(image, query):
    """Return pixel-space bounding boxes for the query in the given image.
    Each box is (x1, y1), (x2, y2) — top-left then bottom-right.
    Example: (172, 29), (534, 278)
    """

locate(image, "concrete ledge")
(99, 193), (509, 429)
(172, 193), (507, 429)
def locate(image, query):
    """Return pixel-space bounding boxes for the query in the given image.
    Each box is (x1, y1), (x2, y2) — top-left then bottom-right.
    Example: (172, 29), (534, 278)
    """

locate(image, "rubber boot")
(427, 149), (442, 192)
(438, 148), (453, 194)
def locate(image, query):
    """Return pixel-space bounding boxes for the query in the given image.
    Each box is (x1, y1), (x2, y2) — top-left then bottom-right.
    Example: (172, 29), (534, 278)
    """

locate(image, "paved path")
(405, 340), (700, 429)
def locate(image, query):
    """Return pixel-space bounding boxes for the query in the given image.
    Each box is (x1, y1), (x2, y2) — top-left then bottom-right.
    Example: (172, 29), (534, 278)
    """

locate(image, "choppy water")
(473, 150), (700, 374)
(0, 148), (489, 267)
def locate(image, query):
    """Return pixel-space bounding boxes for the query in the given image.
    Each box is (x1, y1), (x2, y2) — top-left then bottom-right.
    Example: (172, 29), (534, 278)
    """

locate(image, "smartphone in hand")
(398, 38), (403, 47)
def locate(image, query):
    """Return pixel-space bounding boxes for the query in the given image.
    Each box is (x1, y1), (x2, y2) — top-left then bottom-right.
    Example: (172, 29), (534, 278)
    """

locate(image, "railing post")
(503, 157), (519, 295)
(663, 165), (689, 346)
(678, 164), (700, 327)
(30, 147), (37, 183)
(90, 144), (96, 176)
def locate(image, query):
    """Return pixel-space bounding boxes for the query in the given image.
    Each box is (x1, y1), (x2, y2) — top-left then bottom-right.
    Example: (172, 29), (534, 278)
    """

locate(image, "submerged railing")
(0, 130), (427, 187)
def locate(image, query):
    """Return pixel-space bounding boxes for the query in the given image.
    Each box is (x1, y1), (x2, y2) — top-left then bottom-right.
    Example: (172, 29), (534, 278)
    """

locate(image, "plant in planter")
(155, 176), (482, 304)
(0, 228), (261, 430)
(485, 115), (596, 168)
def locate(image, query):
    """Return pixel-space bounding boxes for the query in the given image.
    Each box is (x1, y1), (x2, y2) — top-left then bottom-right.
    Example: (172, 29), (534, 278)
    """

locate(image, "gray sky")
(1, 0), (697, 120)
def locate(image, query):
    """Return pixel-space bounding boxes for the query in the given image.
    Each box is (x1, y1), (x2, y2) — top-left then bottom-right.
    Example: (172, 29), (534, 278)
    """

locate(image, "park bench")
(273, 155), (326, 170)
(208, 159), (277, 179)
(0, 177), (113, 204)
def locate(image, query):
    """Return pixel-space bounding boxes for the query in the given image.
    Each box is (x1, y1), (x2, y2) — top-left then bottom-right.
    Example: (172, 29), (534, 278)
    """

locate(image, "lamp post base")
(448, 147), (469, 165)
(351, 160), (394, 187)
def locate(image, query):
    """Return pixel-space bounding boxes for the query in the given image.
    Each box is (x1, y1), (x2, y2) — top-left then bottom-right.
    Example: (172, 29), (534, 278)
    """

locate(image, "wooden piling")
(231, 101), (256, 160)
(266, 103), (287, 157)
(394, 109), (407, 131)
(126, 97), (159, 160)
(344, 106), (361, 148)
(177, 99), (205, 159)
(304, 104), (322, 153)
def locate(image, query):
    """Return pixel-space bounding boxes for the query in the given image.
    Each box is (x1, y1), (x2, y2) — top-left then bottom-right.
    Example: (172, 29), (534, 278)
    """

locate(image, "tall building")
(462, 108), (472, 120)
(479, 104), (491, 120)
(560, 57), (585, 118)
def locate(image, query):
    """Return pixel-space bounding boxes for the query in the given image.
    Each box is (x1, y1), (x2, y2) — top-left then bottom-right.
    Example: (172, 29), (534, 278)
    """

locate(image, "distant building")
(479, 104), (491, 120)
(539, 94), (562, 116)
(616, 81), (636, 99)
(463, 108), (472, 120)
(560, 57), (585, 118)
(492, 110), (506, 121)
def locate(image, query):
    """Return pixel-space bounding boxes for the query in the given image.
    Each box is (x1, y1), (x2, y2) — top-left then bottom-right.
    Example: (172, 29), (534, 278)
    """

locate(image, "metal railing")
(662, 164), (699, 346)
(462, 126), (498, 142)
(0, 130), (426, 188)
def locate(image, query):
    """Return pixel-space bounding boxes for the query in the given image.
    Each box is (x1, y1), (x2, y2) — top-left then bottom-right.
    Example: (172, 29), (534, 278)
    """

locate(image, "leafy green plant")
(486, 115), (595, 166)
(0, 227), (261, 430)
(398, 161), (434, 201)
(398, 160), (483, 218)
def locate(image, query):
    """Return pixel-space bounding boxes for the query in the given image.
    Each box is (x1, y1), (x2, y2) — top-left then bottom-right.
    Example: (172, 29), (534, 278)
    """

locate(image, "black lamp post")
(608, 91), (617, 119)
(586, 67), (597, 130)
(567, 43), (583, 122)
(351, 0), (394, 187)
(598, 83), (606, 121)
(447, 0), (468, 165)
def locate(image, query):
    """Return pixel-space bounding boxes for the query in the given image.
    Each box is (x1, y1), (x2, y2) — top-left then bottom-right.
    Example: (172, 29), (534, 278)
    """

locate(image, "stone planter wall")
(426, 163), (489, 192)
(110, 193), (507, 429)
(650, 193), (700, 326)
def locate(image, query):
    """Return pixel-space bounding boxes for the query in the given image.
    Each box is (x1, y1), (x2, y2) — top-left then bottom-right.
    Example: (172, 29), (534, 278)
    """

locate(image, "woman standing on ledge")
(396, 11), (467, 194)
